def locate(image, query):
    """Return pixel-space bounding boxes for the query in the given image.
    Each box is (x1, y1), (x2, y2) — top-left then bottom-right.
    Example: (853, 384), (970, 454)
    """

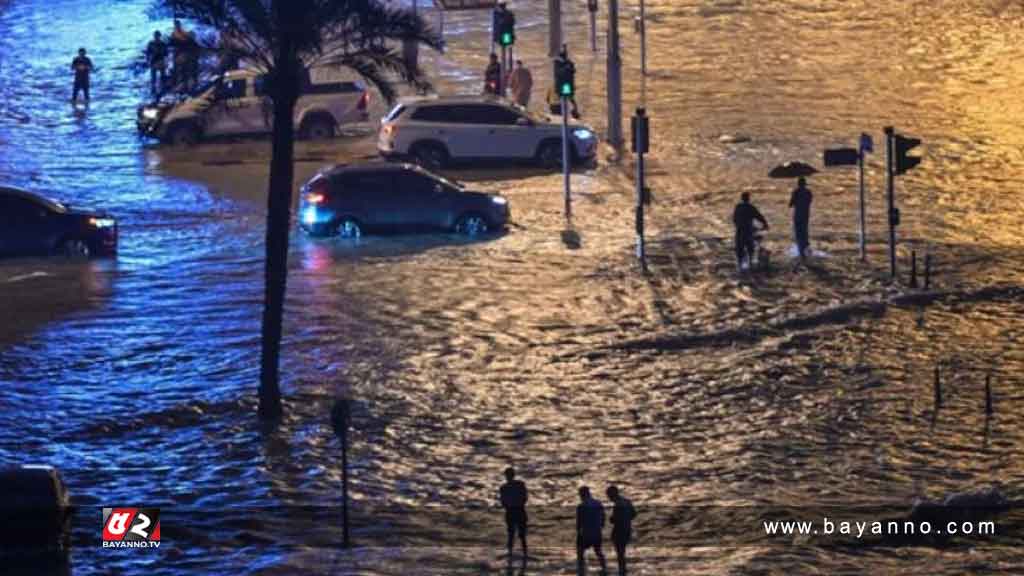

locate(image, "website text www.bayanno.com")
(764, 517), (996, 539)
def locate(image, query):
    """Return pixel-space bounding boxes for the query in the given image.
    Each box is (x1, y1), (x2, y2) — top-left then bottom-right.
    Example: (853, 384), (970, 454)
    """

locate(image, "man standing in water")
(508, 59), (533, 108)
(576, 486), (608, 574)
(484, 53), (501, 95)
(606, 486), (637, 575)
(499, 467), (528, 558)
(70, 48), (93, 103)
(789, 177), (814, 260)
(145, 31), (168, 94)
(732, 192), (769, 271)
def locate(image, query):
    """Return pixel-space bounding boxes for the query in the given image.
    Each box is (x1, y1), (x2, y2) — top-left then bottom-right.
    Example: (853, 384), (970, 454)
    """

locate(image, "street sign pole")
(562, 95), (572, 219)
(885, 126), (897, 280)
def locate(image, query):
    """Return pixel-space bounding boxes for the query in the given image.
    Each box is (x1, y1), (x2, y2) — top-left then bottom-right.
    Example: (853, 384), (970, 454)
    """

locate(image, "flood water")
(1, 0), (1023, 574)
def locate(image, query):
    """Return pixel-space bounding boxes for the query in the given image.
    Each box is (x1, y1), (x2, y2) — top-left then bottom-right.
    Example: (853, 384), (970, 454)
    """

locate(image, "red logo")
(102, 508), (160, 548)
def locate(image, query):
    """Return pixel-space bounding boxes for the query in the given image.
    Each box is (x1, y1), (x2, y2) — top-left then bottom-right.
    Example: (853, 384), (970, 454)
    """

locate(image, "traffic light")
(493, 7), (515, 46)
(894, 133), (922, 175)
(554, 56), (575, 98)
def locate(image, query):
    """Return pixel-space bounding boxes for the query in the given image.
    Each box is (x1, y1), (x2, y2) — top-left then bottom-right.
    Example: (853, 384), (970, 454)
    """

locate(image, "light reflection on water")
(0, 0), (1023, 573)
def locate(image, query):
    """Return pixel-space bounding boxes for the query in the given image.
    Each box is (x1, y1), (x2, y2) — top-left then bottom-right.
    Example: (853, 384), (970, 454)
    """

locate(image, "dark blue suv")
(298, 163), (510, 238)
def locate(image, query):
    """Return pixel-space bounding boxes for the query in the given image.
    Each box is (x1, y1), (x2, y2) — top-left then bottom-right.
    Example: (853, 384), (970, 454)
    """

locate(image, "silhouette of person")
(576, 486), (607, 575)
(146, 31), (168, 94)
(789, 177), (813, 259)
(485, 53), (501, 95)
(508, 59), (533, 107)
(70, 48), (93, 102)
(500, 467), (528, 558)
(606, 486), (637, 576)
(733, 192), (768, 270)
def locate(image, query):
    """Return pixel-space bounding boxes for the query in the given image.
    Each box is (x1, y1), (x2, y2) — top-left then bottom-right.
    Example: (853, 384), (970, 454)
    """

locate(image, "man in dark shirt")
(732, 192), (769, 270)
(789, 177), (813, 259)
(146, 31), (168, 94)
(606, 485), (637, 576)
(576, 486), (608, 574)
(484, 53), (501, 95)
(70, 48), (93, 102)
(499, 467), (528, 557)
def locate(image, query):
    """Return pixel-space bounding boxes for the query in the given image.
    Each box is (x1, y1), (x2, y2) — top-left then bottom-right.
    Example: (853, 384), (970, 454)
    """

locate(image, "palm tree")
(150, 0), (443, 419)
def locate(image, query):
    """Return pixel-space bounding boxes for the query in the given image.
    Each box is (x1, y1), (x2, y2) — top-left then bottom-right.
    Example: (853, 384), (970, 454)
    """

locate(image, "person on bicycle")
(733, 192), (768, 270)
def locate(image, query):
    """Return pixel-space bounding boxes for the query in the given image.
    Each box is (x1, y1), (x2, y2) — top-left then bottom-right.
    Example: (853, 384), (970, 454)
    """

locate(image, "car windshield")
(417, 167), (463, 190)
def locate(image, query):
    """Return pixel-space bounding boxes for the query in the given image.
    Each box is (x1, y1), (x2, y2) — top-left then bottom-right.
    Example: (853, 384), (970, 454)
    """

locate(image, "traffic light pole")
(885, 126), (896, 280)
(607, 0), (623, 148)
(635, 136), (646, 263)
(562, 96), (572, 220)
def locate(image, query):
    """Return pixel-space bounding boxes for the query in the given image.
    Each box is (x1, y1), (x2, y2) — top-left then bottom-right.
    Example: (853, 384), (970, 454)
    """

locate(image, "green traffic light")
(501, 32), (513, 46)
(560, 83), (573, 96)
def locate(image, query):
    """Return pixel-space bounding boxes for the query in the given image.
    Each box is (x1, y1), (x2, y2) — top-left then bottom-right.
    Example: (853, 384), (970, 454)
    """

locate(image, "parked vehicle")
(0, 465), (72, 560)
(0, 187), (117, 259)
(136, 68), (369, 145)
(297, 162), (510, 238)
(377, 95), (598, 170)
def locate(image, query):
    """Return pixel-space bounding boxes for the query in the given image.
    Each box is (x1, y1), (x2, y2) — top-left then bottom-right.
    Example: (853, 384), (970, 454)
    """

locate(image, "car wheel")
(301, 116), (335, 140)
(455, 213), (489, 237)
(536, 140), (563, 170)
(167, 123), (199, 147)
(60, 238), (90, 259)
(411, 142), (448, 170)
(336, 217), (362, 239)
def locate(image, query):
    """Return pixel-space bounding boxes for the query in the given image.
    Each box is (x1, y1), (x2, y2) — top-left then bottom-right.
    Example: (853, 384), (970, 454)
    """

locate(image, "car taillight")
(358, 92), (369, 111)
(305, 192), (325, 205)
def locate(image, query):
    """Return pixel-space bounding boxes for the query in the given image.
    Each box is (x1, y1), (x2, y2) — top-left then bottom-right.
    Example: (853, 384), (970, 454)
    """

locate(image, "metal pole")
(499, 46), (506, 96)
(636, 138), (645, 262)
(639, 0), (647, 76)
(589, 9), (597, 52)
(885, 126), (896, 280)
(858, 149), (866, 261)
(341, 420), (350, 548)
(607, 0), (623, 148)
(332, 399), (351, 549)
(549, 0), (562, 58)
(562, 95), (572, 219)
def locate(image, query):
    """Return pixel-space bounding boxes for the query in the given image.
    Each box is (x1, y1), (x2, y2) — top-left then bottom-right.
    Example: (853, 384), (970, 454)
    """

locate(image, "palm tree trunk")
(258, 56), (299, 421)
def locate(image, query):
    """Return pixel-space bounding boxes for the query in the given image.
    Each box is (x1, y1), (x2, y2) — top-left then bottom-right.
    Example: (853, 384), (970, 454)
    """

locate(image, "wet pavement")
(1, 0), (1023, 574)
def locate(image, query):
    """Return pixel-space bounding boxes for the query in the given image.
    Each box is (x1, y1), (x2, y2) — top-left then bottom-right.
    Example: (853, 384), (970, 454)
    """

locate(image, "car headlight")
(142, 108), (160, 120)
(573, 129), (594, 140)
(88, 217), (116, 228)
(491, 196), (508, 206)
(302, 207), (318, 225)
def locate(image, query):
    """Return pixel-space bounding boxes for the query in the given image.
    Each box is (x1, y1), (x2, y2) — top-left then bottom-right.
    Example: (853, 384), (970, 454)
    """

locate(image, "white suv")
(377, 95), (598, 169)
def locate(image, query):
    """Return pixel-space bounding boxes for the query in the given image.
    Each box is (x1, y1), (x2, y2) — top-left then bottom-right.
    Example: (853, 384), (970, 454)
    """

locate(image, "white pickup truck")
(136, 68), (369, 145)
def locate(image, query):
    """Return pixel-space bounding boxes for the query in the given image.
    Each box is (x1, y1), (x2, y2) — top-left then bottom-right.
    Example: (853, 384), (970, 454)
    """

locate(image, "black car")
(0, 187), (118, 259)
(298, 163), (510, 238)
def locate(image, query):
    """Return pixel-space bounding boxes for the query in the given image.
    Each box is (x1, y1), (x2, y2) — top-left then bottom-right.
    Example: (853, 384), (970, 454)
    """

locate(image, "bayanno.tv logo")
(102, 507), (161, 548)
